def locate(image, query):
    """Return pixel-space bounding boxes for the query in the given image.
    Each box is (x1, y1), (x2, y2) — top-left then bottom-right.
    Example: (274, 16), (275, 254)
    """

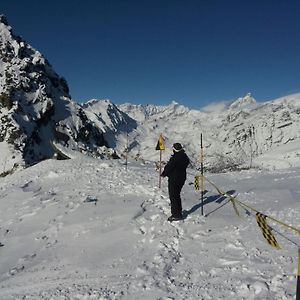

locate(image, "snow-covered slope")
(0, 15), (107, 172)
(216, 93), (300, 170)
(0, 155), (299, 299)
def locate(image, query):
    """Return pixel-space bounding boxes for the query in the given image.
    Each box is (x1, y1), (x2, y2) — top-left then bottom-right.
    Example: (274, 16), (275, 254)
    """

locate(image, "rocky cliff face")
(0, 15), (107, 171)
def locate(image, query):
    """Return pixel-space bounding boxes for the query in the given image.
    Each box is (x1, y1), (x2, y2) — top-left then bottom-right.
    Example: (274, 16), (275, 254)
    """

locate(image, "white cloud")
(201, 100), (231, 113)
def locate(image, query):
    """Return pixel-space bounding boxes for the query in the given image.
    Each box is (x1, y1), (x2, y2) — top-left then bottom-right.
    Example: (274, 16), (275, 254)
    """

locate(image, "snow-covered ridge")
(272, 92), (300, 106)
(82, 99), (134, 133)
(0, 15), (108, 172)
(0, 15), (21, 58)
(228, 93), (258, 110)
(119, 101), (189, 122)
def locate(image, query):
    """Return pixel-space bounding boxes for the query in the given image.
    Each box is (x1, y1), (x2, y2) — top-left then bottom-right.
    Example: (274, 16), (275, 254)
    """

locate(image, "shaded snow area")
(0, 156), (299, 299)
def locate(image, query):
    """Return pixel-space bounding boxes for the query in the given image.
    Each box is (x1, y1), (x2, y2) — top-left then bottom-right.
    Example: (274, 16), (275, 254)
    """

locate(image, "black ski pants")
(168, 179), (185, 217)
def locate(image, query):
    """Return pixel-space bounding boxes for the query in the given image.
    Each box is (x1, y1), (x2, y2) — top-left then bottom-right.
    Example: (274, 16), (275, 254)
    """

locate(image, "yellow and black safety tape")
(256, 212), (281, 249)
(202, 175), (240, 217)
(194, 175), (200, 190)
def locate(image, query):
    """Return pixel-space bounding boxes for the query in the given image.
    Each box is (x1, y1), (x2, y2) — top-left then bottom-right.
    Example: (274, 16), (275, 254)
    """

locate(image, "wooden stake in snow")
(156, 133), (165, 188)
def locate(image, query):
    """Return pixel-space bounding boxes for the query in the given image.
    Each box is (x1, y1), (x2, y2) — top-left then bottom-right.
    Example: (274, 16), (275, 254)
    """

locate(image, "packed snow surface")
(0, 155), (299, 299)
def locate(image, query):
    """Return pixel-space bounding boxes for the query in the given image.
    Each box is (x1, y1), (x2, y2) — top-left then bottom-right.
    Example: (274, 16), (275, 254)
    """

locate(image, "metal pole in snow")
(200, 133), (204, 216)
(159, 150), (162, 188)
(125, 131), (128, 171)
(297, 248), (300, 300)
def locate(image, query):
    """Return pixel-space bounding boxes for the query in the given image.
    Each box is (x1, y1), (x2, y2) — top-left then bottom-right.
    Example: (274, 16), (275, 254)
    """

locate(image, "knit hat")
(173, 143), (183, 152)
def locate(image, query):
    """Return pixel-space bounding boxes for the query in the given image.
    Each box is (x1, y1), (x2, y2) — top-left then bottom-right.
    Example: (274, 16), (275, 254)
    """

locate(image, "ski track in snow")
(0, 158), (299, 299)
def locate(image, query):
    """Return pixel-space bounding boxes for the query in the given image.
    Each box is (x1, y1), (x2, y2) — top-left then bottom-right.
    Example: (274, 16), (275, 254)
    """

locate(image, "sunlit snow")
(0, 154), (299, 299)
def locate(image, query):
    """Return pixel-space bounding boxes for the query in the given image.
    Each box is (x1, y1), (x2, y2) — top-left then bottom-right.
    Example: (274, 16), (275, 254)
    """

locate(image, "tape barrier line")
(201, 175), (240, 217)
(194, 176), (200, 190)
(231, 197), (240, 217)
(256, 212), (281, 249)
(203, 175), (300, 236)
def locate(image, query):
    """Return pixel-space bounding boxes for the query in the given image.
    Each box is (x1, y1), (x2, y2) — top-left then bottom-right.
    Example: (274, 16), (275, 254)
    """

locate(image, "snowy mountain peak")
(229, 93), (257, 110)
(0, 16), (108, 171)
(0, 15), (11, 35)
(0, 15), (22, 59)
(83, 98), (113, 108)
(119, 101), (189, 123)
(0, 15), (9, 33)
(82, 99), (136, 134)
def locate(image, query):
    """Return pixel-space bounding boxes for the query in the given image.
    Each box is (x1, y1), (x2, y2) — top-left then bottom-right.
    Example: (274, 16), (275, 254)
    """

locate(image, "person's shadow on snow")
(182, 190), (236, 218)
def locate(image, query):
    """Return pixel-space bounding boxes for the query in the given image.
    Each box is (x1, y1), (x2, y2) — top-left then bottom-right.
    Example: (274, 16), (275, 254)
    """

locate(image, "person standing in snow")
(161, 143), (190, 222)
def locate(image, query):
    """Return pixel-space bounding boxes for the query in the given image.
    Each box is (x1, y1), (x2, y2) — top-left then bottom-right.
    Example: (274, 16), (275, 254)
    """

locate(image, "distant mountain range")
(1, 14), (300, 173)
(100, 93), (300, 171)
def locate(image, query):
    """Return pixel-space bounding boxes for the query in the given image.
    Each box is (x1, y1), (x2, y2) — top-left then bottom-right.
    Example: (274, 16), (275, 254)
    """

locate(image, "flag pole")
(156, 133), (165, 189)
(159, 149), (162, 188)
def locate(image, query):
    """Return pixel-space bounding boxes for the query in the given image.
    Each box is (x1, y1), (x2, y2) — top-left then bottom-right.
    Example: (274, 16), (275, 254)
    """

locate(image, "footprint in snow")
(9, 265), (25, 276)
(219, 257), (241, 266)
(18, 253), (37, 263)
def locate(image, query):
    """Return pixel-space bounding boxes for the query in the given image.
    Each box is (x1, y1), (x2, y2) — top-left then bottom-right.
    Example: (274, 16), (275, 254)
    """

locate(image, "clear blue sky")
(2, 0), (300, 108)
